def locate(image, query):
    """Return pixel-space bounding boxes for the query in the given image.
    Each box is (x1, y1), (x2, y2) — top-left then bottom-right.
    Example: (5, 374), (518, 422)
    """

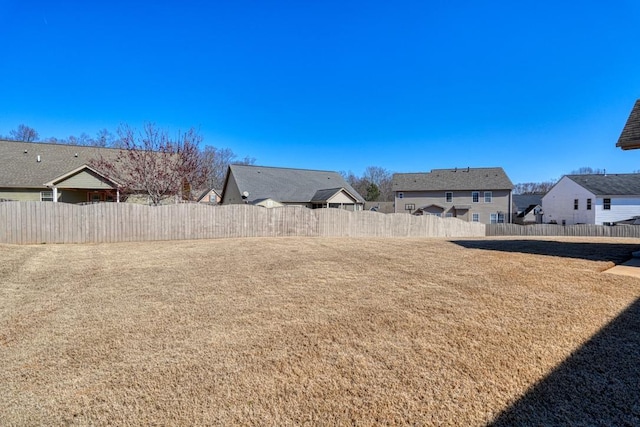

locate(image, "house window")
(40, 191), (54, 202)
(88, 192), (103, 203)
(490, 213), (505, 224)
(484, 191), (492, 203)
(587, 198), (592, 210)
(398, 192), (404, 199)
(472, 192), (479, 203)
(445, 192), (453, 203)
(405, 203), (415, 211)
(445, 213), (453, 218)
(603, 198), (611, 210)
(472, 213), (480, 222)
(574, 199), (579, 210)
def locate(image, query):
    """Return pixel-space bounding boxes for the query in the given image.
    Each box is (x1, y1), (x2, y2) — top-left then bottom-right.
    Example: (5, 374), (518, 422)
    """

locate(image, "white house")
(542, 174), (640, 225)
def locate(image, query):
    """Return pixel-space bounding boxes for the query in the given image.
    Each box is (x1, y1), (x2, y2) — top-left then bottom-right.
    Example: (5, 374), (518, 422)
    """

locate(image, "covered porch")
(44, 165), (121, 204)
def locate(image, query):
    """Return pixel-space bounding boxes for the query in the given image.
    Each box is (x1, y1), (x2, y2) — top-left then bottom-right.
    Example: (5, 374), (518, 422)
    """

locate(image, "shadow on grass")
(451, 240), (637, 264)
(487, 297), (640, 426)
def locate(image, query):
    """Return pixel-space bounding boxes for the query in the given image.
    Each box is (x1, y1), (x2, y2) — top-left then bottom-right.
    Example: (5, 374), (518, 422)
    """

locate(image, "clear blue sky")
(2, 1), (640, 184)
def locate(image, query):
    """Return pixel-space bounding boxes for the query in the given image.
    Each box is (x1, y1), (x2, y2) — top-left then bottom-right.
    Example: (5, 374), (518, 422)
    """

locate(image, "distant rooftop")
(566, 173), (640, 196)
(228, 164), (365, 203)
(392, 167), (513, 191)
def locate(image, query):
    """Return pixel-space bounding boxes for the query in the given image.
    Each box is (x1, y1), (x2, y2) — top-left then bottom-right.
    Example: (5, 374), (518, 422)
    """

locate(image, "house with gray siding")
(542, 173), (640, 225)
(220, 164), (365, 210)
(392, 167), (514, 224)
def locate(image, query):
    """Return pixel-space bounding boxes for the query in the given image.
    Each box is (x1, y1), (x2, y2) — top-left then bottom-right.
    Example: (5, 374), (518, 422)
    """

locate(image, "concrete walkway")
(605, 252), (640, 278)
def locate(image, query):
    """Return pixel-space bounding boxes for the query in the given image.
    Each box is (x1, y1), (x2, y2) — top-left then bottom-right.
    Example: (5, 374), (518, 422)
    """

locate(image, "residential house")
(391, 167), (514, 224)
(542, 173), (640, 225)
(196, 188), (222, 205)
(616, 99), (640, 150)
(0, 140), (122, 203)
(220, 164), (365, 210)
(513, 194), (544, 225)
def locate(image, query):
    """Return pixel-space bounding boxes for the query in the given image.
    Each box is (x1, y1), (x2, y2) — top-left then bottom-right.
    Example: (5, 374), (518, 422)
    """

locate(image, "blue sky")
(2, 1), (640, 184)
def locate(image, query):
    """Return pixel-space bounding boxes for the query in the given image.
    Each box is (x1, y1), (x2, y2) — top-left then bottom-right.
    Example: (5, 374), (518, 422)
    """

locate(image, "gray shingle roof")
(392, 167), (513, 191)
(311, 188), (346, 202)
(513, 194), (543, 211)
(567, 173), (640, 196)
(229, 164), (365, 203)
(617, 99), (640, 150)
(0, 140), (119, 188)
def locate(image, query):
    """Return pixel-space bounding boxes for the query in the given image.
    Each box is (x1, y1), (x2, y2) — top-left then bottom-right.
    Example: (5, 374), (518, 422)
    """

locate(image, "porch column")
(116, 188), (120, 203)
(52, 186), (58, 203)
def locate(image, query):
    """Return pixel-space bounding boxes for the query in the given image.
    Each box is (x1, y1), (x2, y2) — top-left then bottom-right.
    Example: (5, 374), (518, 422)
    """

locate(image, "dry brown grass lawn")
(1, 236), (639, 426)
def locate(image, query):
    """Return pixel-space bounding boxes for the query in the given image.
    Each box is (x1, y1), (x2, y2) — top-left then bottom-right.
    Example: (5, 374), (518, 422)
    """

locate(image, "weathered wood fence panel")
(487, 223), (640, 238)
(0, 202), (485, 244)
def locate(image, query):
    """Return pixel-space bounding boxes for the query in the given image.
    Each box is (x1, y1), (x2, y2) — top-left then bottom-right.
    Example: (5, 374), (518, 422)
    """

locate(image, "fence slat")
(0, 202), (488, 244)
(486, 223), (640, 238)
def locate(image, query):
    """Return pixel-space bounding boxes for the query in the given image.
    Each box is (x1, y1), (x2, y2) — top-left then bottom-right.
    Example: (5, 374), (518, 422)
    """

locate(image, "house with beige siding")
(220, 164), (365, 210)
(392, 167), (514, 224)
(0, 140), (122, 203)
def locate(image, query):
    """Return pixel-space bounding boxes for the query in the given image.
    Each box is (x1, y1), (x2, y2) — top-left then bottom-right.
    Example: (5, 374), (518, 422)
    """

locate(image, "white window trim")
(472, 191), (479, 203)
(445, 192), (453, 203)
(484, 191), (492, 203)
(472, 213), (480, 222)
(398, 192), (404, 199)
(40, 191), (54, 202)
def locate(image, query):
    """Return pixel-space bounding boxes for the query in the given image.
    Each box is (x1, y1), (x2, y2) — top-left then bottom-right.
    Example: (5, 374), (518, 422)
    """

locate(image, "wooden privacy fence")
(487, 223), (640, 238)
(0, 202), (485, 244)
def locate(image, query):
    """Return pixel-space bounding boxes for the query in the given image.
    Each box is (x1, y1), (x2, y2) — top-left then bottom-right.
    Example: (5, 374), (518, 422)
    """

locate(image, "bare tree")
(342, 166), (394, 202)
(570, 167), (606, 175)
(341, 171), (373, 201)
(91, 123), (209, 205)
(200, 146), (255, 189)
(363, 166), (393, 201)
(513, 181), (556, 195)
(9, 124), (39, 142)
(93, 129), (115, 147)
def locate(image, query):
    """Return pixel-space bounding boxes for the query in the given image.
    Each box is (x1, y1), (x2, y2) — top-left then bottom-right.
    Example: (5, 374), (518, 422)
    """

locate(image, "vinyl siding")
(0, 189), (42, 201)
(220, 173), (244, 204)
(394, 189), (511, 224)
(56, 170), (114, 190)
(596, 197), (640, 224)
(327, 191), (357, 204)
(542, 177), (595, 225)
